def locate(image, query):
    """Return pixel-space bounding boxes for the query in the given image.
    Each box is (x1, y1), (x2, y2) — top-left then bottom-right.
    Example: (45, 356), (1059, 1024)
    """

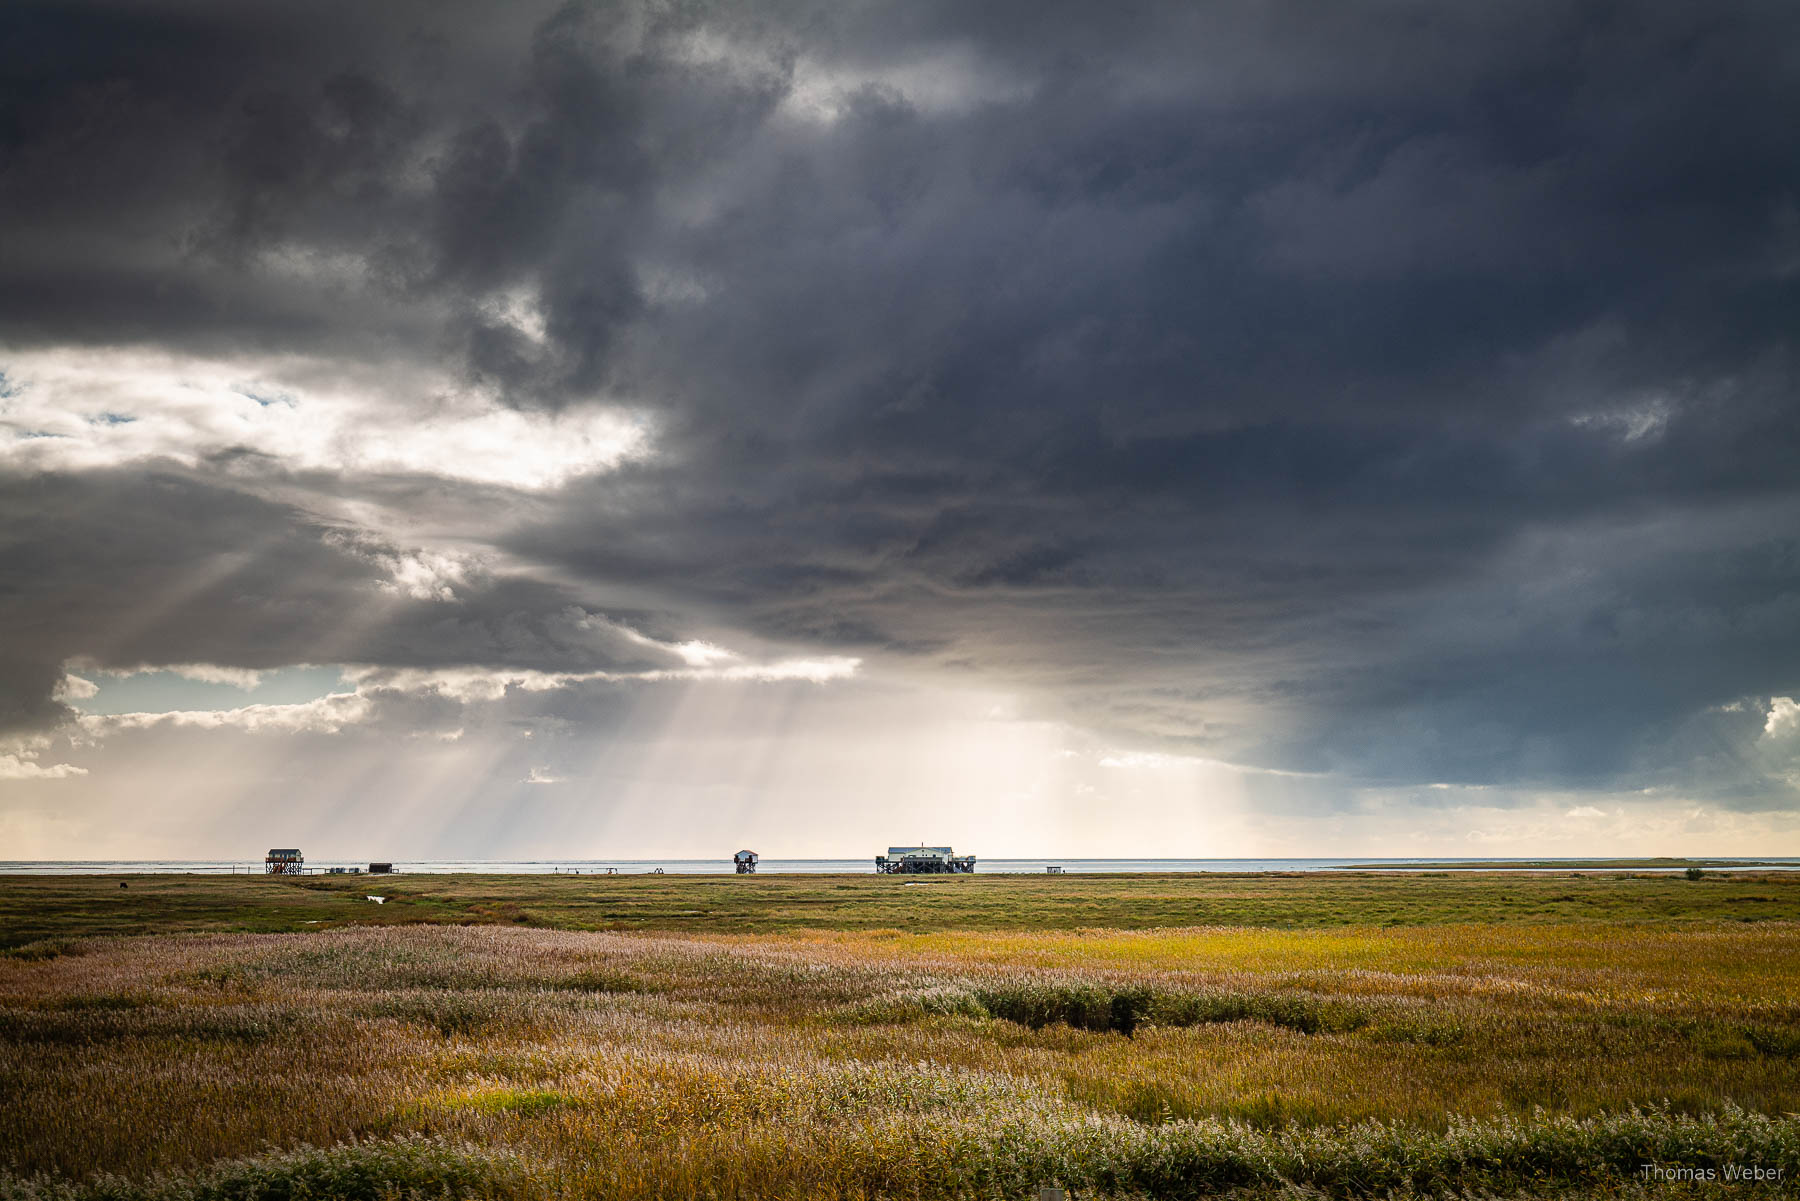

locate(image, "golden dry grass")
(3, 918), (1798, 1197)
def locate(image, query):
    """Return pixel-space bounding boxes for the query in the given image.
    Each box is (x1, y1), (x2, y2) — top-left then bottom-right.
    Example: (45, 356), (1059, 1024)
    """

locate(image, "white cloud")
(80, 691), (373, 736)
(0, 347), (650, 491)
(582, 611), (741, 667)
(671, 640), (737, 667)
(163, 664), (265, 689)
(780, 45), (1033, 123)
(479, 287), (548, 344)
(1568, 395), (1675, 443)
(1099, 751), (1182, 769)
(1565, 805), (1607, 819)
(62, 662), (265, 694)
(343, 665), (567, 704)
(1759, 696), (1800, 787)
(1763, 696), (1800, 739)
(323, 532), (476, 602)
(343, 654), (862, 702)
(350, 406), (645, 491)
(524, 766), (564, 784)
(697, 658), (862, 683)
(0, 753), (86, 780)
(54, 673), (99, 701)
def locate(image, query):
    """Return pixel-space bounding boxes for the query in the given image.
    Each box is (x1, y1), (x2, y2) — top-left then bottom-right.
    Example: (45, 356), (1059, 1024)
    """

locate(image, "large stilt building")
(875, 846), (976, 874)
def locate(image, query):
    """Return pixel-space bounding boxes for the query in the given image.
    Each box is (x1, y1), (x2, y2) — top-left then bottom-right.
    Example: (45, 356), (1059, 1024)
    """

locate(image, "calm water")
(2, 858), (1795, 875)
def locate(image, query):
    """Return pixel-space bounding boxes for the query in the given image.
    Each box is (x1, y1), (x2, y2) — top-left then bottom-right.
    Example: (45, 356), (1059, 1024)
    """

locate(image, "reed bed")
(2, 922), (1797, 1198)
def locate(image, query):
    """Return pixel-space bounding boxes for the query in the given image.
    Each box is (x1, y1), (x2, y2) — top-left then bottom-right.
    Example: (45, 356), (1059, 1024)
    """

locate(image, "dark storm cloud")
(3, 0), (1799, 802)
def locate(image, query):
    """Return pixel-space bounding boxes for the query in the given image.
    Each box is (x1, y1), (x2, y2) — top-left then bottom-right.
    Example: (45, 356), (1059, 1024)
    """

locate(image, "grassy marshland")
(2, 873), (1798, 1198)
(4, 867), (1799, 948)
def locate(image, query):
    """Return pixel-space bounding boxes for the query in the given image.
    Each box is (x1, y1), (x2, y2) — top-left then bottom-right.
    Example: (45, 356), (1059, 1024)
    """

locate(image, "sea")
(2, 858), (1796, 875)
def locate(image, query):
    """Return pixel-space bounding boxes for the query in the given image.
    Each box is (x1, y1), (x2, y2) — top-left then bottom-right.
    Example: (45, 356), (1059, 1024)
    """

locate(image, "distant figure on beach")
(118, 881), (127, 889)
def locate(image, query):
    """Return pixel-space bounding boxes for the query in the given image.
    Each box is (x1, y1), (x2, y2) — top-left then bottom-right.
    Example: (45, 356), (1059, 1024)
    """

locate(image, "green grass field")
(4, 867), (1798, 948)
(3, 871), (1798, 1198)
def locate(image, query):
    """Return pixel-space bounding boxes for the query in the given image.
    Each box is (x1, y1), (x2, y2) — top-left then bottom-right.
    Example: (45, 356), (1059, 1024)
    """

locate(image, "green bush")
(974, 982), (1151, 1035)
(971, 983), (1371, 1038)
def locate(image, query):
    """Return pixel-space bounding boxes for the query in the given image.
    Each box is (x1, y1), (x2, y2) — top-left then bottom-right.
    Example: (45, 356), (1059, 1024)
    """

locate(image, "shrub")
(973, 983), (1371, 1038)
(974, 983), (1154, 1035)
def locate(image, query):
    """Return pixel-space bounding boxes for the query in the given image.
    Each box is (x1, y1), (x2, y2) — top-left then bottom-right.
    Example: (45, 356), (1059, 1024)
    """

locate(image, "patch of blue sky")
(233, 384), (297, 408)
(74, 666), (350, 716)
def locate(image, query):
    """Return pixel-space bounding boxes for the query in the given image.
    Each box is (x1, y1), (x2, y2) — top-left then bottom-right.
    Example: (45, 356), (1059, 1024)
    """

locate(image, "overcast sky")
(4, 0), (1799, 860)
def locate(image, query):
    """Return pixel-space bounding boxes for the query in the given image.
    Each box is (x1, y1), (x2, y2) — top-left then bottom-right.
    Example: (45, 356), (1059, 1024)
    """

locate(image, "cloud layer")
(3, 0), (1799, 851)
